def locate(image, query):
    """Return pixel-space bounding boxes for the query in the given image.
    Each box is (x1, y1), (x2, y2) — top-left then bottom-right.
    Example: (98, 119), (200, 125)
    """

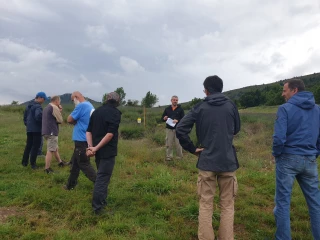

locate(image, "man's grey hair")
(171, 95), (178, 99)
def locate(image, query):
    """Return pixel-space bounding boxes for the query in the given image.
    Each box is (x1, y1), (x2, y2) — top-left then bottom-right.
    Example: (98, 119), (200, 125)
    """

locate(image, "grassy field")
(0, 105), (318, 240)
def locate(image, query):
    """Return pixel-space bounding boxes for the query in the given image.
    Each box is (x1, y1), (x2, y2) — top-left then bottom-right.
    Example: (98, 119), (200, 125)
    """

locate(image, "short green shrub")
(120, 125), (145, 139)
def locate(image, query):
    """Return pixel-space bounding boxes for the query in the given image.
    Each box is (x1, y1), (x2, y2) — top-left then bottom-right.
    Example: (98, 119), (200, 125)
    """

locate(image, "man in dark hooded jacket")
(22, 92), (48, 169)
(176, 75), (240, 240)
(272, 79), (320, 240)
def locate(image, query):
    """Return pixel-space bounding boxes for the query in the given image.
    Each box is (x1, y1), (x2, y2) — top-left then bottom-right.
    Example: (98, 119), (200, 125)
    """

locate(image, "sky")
(1, 0), (320, 105)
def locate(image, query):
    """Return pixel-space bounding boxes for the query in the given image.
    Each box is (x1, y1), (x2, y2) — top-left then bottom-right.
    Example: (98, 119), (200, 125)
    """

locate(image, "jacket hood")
(28, 99), (40, 109)
(204, 93), (229, 106)
(288, 91), (315, 109)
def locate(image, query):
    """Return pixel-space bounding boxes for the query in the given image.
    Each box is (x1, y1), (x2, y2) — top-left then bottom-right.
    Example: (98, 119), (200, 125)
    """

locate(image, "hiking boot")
(45, 168), (54, 174)
(58, 161), (67, 167)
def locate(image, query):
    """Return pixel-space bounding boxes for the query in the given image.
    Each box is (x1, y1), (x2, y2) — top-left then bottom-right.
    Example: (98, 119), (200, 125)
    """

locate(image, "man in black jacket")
(176, 76), (240, 240)
(22, 92), (48, 169)
(86, 92), (122, 215)
(161, 95), (184, 161)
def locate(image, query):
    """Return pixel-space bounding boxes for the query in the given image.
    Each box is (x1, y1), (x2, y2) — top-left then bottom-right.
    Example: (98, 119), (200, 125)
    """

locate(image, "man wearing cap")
(63, 91), (96, 190)
(42, 95), (66, 173)
(86, 92), (122, 214)
(22, 92), (48, 169)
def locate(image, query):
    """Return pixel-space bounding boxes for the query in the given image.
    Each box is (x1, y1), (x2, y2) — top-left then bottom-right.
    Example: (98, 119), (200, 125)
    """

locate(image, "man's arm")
(52, 105), (63, 124)
(88, 133), (114, 153)
(67, 105), (81, 125)
(272, 106), (287, 157)
(23, 106), (28, 126)
(86, 113), (94, 147)
(88, 110), (121, 153)
(176, 108), (197, 153)
(161, 108), (168, 121)
(317, 107), (320, 157)
(34, 106), (43, 122)
(67, 115), (76, 125)
(233, 103), (241, 135)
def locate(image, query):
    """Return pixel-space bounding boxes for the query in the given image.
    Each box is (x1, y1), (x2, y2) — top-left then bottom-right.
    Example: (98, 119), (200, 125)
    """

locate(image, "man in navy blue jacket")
(272, 79), (320, 240)
(22, 92), (48, 169)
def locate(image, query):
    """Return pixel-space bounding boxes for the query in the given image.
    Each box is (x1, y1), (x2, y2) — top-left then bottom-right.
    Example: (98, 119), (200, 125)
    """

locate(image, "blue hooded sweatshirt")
(23, 100), (43, 133)
(272, 91), (320, 157)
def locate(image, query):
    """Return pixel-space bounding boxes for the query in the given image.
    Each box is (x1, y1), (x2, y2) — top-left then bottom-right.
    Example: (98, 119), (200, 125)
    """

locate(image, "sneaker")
(31, 165), (39, 170)
(58, 161), (67, 167)
(45, 168), (54, 174)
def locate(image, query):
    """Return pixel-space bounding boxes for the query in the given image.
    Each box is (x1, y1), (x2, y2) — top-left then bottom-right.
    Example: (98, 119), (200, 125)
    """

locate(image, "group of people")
(21, 76), (320, 240)
(22, 91), (121, 215)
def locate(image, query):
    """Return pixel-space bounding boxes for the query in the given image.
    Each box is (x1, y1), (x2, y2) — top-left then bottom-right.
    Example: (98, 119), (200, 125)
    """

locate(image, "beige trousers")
(197, 170), (238, 240)
(165, 128), (183, 160)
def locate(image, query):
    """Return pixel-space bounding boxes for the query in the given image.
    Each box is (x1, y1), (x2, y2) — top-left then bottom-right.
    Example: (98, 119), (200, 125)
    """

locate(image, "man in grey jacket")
(176, 75), (240, 240)
(42, 95), (66, 173)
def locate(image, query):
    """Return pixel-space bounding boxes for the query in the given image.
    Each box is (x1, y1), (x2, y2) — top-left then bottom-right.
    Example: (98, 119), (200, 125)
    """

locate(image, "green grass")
(0, 105), (318, 239)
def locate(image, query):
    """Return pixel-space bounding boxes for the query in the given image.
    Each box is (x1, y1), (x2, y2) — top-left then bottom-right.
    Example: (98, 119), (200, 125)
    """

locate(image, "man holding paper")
(161, 95), (185, 161)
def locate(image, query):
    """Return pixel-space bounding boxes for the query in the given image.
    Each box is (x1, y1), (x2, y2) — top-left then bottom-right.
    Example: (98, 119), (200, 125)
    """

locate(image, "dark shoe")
(31, 165), (39, 170)
(58, 161), (67, 167)
(45, 168), (54, 174)
(22, 163), (28, 167)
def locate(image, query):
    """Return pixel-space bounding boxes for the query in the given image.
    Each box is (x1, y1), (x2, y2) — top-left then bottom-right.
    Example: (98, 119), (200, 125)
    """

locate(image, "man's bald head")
(71, 91), (85, 105)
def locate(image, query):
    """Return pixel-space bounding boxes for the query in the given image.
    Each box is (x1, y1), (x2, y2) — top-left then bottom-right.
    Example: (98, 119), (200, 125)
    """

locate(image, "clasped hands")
(86, 147), (97, 157)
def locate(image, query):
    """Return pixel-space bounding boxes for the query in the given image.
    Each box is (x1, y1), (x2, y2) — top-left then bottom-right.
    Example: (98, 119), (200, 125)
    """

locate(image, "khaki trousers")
(165, 128), (183, 160)
(197, 170), (238, 240)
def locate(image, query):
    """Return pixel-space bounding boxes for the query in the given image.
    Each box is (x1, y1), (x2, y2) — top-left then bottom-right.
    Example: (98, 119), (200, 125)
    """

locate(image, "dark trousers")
(66, 141), (97, 189)
(92, 156), (115, 211)
(38, 137), (43, 155)
(22, 132), (42, 167)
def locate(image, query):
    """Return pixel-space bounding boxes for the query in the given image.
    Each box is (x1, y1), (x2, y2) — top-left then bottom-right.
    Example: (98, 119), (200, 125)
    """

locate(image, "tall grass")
(0, 105), (318, 240)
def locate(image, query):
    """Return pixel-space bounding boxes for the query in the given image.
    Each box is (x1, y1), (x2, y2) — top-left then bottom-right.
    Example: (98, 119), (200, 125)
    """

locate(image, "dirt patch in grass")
(0, 207), (19, 223)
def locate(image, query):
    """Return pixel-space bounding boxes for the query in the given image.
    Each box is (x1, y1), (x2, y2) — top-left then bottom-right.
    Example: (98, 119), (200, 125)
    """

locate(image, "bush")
(120, 125), (145, 139)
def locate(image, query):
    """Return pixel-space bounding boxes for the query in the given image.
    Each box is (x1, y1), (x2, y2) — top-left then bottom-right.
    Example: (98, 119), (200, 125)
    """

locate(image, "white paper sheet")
(166, 118), (176, 127)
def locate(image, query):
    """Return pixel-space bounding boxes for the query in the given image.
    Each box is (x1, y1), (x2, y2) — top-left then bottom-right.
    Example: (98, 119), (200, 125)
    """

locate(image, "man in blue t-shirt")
(64, 91), (97, 190)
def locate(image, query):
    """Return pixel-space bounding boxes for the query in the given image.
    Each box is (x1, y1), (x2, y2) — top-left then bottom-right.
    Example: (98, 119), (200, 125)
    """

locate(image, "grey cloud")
(0, 0), (320, 105)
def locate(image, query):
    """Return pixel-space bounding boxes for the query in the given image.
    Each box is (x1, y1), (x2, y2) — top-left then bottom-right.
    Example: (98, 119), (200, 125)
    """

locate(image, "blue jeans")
(274, 154), (320, 240)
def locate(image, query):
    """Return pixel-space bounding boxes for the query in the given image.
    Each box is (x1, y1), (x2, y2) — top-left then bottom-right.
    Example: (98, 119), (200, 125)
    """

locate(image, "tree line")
(102, 87), (159, 108)
(237, 81), (320, 108)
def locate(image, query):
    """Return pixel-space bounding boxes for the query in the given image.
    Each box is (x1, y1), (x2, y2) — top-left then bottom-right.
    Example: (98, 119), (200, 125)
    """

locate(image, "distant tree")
(141, 91), (159, 108)
(314, 85), (320, 104)
(190, 97), (202, 107)
(11, 100), (19, 105)
(102, 87), (126, 105)
(126, 99), (139, 107)
(239, 90), (261, 108)
(115, 87), (126, 105)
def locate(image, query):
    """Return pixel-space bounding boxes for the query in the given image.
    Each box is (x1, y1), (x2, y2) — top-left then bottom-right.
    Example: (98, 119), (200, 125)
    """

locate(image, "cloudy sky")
(1, 0), (320, 105)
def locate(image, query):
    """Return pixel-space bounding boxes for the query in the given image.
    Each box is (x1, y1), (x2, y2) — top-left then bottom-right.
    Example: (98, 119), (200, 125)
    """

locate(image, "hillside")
(21, 93), (101, 106)
(223, 72), (320, 100)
